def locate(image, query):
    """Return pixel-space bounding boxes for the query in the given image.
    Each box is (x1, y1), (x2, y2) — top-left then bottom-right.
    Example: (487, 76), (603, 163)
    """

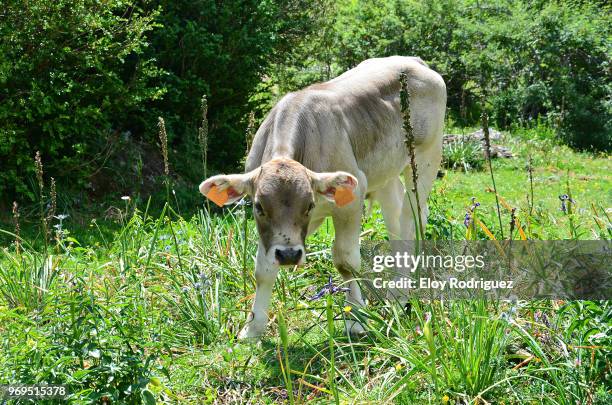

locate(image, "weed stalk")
(241, 112), (256, 300)
(49, 177), (57, 222)
(326, 293), (340, 404)
(509, 208), (517, 240)
(12, 201), (20, 256)
(481, 112), (504, 239)
(158, 117), (171, 204)
(278, 308), (295, 405)
(399, 72), (424, 240)
(198, 95), (211, 213)
(198, 95), (209, 179)
(34, 151), (48, 254)
(564, 170), (578, 239)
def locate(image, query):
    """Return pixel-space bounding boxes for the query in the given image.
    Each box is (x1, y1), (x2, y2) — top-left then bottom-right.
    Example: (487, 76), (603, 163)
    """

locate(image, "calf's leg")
(332, 209), (366, 336)
(375, 178), (405, 240)
(375, 178), (414, 301)
(238, 242), (279, 339)
(382, 141), (442, 302)
(400, 140), (442, 240)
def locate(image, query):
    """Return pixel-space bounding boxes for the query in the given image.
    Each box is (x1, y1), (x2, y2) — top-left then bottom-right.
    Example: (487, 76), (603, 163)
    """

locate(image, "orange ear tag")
(334, 186), (355, 207)
(206, 185), (229, 207)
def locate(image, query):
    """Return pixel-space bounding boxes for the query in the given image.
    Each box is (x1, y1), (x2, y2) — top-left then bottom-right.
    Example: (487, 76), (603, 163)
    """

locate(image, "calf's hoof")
(345, 319), (367, 338)
(237, 321), (266, 340)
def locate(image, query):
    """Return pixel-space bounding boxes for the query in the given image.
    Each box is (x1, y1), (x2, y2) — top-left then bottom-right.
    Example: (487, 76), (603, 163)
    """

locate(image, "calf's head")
(199, 158), (358, 266)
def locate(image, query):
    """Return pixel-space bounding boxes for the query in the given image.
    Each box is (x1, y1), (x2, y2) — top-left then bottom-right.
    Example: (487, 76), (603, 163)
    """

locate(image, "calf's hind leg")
(400, 140), (443, 240)
(375, 177), (405, 240)
(332, 209), (366, 336)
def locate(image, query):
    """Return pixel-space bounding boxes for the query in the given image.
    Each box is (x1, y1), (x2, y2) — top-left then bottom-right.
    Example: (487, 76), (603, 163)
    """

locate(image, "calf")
(199, 56), (446, 339)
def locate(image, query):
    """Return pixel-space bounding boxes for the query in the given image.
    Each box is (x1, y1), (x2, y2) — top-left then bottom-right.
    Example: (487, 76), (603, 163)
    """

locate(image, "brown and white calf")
(199, 56), (446, 339)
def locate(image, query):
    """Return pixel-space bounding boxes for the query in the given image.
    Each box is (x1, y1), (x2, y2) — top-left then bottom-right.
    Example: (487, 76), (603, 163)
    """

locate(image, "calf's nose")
(275, 247), (302, 265)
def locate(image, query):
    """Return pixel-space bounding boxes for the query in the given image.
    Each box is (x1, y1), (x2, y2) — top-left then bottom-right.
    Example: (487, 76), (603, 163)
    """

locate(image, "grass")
(442, 138), (485, 173)
(0, 127), (610, 404)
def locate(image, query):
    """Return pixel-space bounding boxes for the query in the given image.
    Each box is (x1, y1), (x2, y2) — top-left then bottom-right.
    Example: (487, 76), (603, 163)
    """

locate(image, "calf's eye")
(305, 202), (315, 215)
(254, 202), (265, 216)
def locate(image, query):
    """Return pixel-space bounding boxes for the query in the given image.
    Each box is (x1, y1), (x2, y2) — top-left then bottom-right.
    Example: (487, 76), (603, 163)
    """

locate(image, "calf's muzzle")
(275, 247), (303, 266)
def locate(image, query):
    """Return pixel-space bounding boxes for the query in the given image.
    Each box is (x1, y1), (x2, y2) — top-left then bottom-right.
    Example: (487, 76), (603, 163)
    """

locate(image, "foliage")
(0, 245), (58, 311)
(442, 138), (485, 172)
(0, 278), (164, 403)
(0, 0), (163, 200)
(270, 0), (611, 151)
(0, 0), (319, 206)
(143, 0), (318, 180)
(1, 2), (609, 401)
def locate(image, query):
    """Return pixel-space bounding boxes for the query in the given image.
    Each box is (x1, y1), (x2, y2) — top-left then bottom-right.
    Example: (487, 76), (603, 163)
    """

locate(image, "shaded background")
(1, 0), (610, 214)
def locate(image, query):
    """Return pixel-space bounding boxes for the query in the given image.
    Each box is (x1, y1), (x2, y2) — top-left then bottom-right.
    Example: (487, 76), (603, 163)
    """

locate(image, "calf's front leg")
(238, 242), (279, 339)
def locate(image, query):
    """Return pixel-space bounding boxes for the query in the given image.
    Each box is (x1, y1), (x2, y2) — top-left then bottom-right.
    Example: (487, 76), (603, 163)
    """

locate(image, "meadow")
(1, 1), (610, 403)
(1, 125), (610, 404)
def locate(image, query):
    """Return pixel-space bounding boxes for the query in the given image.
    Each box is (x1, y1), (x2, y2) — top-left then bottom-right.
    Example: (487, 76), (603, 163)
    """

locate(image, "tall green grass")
(0, 128), (609, 403)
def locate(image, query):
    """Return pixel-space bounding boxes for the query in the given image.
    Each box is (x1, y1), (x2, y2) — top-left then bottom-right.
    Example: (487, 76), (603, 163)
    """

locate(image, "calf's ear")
(311, 171), (358, 207)
(199, 170), (256, 207)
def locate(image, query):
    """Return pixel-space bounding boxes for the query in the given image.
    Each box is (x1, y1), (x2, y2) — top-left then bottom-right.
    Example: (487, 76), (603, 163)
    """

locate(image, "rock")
(488, 144), (514, 158)
(469, 127), (503, 141)
(444, 127), (502, 143)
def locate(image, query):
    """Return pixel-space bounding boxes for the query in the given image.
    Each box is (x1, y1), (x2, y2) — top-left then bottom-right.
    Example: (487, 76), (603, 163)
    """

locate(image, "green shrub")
(0, 0), (163, 200)
(443, 138), (485, 172)
(0, 1), (320, 205)
(0, 279), (164, 403)
(272, 0), (611, 151)
(143, 0), (319, 180)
